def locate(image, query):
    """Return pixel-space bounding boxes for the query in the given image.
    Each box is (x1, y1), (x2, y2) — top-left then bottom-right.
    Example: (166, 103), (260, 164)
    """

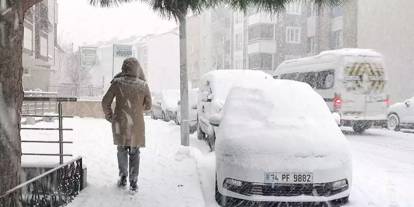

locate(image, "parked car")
(387, 96), (414, 131)
(197, 70), (272, 150)
(274, 48), (389, 133)
(214, 79), (352, 206)
(176, 88), (198, 133)
(151, 95), (164, 120)
(160, 89), (180, 122)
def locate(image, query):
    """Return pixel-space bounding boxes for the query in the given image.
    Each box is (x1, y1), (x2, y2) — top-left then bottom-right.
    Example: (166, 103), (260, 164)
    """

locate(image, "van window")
(279, 70), (335, 89)
(316, 70), (335, 89)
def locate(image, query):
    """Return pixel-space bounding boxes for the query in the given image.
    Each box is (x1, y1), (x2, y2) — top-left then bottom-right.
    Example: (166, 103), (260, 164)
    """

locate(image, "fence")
(0, 157), (84, 207)
(21, 96), (77, 164)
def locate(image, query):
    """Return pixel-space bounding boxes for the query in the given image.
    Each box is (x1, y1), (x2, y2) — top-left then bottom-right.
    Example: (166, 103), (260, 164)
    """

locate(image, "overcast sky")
(58, 0), (177, 47)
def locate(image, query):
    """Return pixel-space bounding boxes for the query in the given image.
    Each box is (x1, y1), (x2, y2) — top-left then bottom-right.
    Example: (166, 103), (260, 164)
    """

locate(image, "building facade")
(22, 0), (59, 92)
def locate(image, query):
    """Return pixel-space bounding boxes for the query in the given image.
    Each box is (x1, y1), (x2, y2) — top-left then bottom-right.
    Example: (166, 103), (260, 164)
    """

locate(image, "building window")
(24, 27), (33, 51)
(331, 6), (343, 17)
(286, 27), (301, 44)
(248, 53), (273, 70)
(40, 36), (48, 57)
(331, 30), (343, 49)
(248, 24), (274, 42)
(286, 2), (302, 15)
(307, 36), (316, 54)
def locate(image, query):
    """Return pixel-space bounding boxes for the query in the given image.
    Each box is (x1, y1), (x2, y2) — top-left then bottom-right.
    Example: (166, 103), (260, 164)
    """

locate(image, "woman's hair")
(121, 57), (146, 81)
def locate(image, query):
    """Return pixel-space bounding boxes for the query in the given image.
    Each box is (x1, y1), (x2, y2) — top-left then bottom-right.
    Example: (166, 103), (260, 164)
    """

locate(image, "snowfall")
(21, 117), (414, 207)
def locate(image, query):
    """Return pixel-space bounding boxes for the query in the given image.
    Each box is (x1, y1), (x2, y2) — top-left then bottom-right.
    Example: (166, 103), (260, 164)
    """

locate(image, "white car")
(177, 88), (199, 133)
(214, 79), (352, 206)
(387, 96), (414, 131)
(160, 89), (180, 122)
(197, 70), (272, 150)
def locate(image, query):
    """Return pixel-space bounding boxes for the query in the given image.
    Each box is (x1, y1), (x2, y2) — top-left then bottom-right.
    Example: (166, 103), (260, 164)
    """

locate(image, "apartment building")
(22, 0), (59, 92)
(233, 2), (308, 73)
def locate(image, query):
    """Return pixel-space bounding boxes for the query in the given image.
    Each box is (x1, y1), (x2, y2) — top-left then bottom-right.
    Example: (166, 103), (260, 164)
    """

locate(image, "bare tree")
(65, 51), (91, 97)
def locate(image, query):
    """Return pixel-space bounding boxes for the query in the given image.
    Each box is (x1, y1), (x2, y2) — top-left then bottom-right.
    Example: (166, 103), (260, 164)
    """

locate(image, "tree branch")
(23, 0), (44, 13)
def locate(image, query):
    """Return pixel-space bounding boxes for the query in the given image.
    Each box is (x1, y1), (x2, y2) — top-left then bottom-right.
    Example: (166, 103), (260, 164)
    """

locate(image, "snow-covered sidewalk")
(64, 117), (206, 207)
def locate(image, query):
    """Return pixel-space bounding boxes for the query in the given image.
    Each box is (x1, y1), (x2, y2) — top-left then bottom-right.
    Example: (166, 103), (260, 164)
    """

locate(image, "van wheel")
(387, 113), (401, 131)
(353, 121), (371, 133)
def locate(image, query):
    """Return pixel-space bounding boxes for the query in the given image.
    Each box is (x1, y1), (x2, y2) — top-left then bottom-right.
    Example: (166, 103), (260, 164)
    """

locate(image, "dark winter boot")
(118, 176), (127, 187)
(130, 181), (138, 192)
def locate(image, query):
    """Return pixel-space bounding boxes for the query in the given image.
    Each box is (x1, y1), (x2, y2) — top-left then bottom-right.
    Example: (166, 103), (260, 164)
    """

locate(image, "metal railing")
(22, 91), (58, 115)
(21, 96), (77, 164)
(0, 157), (84, 207)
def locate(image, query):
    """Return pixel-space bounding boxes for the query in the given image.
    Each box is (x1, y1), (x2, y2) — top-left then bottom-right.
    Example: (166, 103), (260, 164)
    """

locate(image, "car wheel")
(174, 113), (180, 125)
(162, 112), (168, 122)
(352, 121), (371, 134)
(387, 113), (401, 131)
(207, 133), (216, 151)
(215, 178), (226, 207)
(197, 125), (206, 140)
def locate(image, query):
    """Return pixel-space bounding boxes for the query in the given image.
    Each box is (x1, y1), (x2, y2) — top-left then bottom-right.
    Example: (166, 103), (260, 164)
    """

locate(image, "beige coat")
(102, 58), (151, 147)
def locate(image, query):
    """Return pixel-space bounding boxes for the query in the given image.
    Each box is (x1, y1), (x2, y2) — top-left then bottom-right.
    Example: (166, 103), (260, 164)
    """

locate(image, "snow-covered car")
(387, 96), (414, 131)
(197, 70), (272, 150)
(160, 89), (180, 122)
(151, 95), (164, 120)
(214, 79), (352, 206)
(176, 88), (198, 133)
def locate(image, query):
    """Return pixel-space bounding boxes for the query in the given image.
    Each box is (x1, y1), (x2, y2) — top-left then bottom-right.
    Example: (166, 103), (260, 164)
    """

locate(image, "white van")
(273, 48), (389, 133)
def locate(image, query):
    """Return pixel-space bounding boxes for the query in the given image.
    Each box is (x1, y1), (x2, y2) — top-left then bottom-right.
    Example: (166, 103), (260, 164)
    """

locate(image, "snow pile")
(216, 79), (351, 170)
(202, 70), (272, 104)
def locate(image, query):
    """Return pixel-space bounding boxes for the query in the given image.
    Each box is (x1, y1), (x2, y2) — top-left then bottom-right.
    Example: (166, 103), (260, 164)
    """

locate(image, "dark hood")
(112, 57), (146, 83)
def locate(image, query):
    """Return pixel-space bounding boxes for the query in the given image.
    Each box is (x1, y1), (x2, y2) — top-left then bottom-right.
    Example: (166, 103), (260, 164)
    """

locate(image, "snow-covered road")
(22, 118), (414, 207)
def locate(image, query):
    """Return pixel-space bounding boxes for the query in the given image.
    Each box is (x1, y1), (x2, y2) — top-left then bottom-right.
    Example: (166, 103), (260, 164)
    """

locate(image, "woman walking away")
(102, 57), (151, 192)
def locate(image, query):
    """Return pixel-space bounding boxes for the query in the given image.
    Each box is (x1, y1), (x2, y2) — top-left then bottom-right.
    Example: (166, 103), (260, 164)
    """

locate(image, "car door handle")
(202, 106), (205, 113)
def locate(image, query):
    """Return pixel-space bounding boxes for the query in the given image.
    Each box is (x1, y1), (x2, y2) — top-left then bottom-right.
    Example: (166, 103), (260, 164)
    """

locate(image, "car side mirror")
(209, 113), (222, 127)
(405, 101), (411, 107)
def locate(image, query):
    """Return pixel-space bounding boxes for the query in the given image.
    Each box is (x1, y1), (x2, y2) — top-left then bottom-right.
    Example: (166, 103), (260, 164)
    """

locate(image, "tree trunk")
(0, 0), (41, 204)
(0, 0), (24, 202)
(178, 14), (190, 146)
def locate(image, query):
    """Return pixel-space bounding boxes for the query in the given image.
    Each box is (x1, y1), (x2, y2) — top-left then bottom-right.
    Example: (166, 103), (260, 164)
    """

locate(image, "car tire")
(197, 125), (206, 140)
(387, 113), (401, 131)
(162, 112), (168, 122)
(215, 178), (226, 207)
(207, 133), (216, 151)
(174, 113), (180, 125)
(352, 121), (371, 134)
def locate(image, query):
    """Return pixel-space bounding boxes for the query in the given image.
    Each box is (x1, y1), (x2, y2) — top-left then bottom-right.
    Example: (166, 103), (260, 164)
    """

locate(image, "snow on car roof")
(216, 79), (350, 166)
(202, 70), (272, 102)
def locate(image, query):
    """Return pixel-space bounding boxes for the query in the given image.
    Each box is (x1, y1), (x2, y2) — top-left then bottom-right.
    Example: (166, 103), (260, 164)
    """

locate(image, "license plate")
(264, 172), (313, 184)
